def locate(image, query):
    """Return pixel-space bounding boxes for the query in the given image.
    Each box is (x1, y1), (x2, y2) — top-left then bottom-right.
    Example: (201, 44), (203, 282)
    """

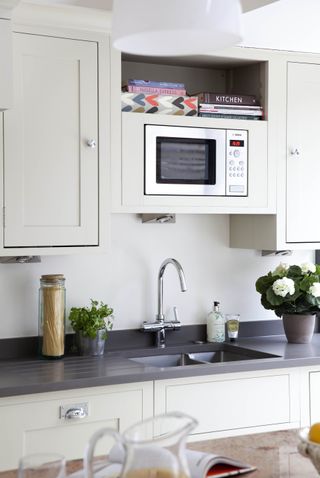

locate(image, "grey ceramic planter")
(282, 314), (315, 344)
(76, 330), (106, 356)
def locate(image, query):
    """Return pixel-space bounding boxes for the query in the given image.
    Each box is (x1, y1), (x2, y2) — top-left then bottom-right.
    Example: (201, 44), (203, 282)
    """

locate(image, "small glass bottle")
(38, 274), (66, 359)
(207, 301), (225, 343)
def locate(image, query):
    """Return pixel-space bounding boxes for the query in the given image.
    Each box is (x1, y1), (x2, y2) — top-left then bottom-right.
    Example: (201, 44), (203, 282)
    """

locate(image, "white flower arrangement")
(256, 263), (320, 317)
(272, 277), (295, 298)
(309, 282), (320, 298)
(301, 262), (316, 274)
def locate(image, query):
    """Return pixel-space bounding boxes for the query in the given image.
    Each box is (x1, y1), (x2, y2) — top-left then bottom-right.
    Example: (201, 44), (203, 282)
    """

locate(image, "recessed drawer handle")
(65, 407), (87, 420)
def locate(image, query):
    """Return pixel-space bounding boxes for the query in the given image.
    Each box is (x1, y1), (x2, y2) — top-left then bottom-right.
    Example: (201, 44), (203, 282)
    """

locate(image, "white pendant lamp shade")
(112, 0), (243, 56)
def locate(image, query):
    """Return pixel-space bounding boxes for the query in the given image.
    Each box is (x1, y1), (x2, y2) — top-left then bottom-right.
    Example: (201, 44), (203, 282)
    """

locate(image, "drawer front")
(0, 383), (153, 471)
(155, 373), (291, 435)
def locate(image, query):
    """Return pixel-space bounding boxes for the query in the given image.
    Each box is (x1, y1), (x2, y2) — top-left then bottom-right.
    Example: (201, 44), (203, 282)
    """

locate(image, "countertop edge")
(2, 335), (320, 398)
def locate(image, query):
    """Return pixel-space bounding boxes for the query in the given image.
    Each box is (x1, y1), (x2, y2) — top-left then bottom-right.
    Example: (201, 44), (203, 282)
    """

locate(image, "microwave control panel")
(226, 129), (248, 196)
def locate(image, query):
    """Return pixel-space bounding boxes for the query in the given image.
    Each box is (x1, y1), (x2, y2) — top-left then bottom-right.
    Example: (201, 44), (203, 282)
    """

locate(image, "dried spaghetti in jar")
(39, 274), (66, 358)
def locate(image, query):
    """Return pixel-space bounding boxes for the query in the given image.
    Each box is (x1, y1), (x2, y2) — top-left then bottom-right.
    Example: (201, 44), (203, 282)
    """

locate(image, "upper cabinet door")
(0, 19), (13, 110)
(286, 62), (320, 243)
(4, 33), (99, 247)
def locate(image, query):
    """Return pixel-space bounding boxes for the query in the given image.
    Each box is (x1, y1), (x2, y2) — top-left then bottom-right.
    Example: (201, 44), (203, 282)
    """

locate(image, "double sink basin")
(129, 343), (280, 368)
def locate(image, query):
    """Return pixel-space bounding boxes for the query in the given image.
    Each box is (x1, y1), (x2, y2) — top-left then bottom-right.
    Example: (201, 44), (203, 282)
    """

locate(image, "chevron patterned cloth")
(121, 93), (198, 116)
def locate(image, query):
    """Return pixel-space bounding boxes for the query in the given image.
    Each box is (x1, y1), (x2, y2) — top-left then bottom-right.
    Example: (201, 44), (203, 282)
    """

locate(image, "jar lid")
(41, 274), (65, 282)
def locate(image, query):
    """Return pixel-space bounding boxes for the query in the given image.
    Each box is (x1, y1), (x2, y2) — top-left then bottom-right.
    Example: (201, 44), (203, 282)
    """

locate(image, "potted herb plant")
(256, 262), (320, 343)
(69, 299), (114, 356)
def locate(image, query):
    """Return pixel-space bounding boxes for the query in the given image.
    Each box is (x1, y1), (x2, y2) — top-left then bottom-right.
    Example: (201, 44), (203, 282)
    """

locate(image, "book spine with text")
(199, 107), (262, 116)
(199, 103), (262, 111)
(127, 85), (187, 95)
(128, 79), (185, 89)
(197, 92), (257, 106)
(199, 113), (260, 120)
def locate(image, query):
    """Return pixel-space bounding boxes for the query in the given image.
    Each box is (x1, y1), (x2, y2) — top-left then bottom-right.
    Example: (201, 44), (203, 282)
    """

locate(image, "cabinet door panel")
(287, 62), (320, 243)
(0, 382), (153, 471)
(309, 371), (320, 424)
(155, 373), (291, 436)
(4, 33), (98, 247)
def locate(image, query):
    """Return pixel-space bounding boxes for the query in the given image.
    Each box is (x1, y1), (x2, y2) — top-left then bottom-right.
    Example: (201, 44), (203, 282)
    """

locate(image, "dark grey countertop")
(2, 334), (320, 398)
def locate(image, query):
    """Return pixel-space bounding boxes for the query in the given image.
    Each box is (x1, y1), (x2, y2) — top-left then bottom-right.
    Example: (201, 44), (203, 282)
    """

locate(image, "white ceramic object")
(298, 427), (320, 473)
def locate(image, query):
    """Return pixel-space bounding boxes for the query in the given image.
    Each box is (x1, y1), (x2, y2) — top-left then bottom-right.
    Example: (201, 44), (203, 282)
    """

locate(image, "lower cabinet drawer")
(0, 382), (153, 472)
(155, 370), (298, 438)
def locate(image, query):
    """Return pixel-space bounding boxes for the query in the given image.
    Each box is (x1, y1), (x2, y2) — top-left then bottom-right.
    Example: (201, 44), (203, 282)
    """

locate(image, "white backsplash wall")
(0, 214), (314, 338)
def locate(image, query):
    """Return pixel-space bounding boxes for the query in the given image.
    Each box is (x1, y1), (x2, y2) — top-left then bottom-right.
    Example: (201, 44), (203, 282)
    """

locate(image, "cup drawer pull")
(60, 402), (88, 420)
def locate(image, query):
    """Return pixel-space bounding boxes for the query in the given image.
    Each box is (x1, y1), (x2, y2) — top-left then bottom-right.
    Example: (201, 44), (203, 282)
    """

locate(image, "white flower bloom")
(309, 282), (320, 298)
(301, 262), (316, 274)
(272, 277), (295, 297)
(272, 262), (289, 277)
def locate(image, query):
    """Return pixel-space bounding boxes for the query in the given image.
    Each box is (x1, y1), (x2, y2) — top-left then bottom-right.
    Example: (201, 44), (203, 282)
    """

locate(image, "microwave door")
(145, 125), (226, 196)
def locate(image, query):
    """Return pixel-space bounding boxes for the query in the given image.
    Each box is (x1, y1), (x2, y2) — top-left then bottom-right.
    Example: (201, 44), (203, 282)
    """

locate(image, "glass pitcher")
(84, 412), (198, 478)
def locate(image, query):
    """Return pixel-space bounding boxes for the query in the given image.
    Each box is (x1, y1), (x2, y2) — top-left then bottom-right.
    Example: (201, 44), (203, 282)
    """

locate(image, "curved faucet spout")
(157, 258), (187, 321)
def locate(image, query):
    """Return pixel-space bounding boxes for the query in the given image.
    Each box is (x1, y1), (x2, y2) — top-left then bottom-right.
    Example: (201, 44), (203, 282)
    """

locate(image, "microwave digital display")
(230, 140), (244, 147)
(156, 137), (216, 185)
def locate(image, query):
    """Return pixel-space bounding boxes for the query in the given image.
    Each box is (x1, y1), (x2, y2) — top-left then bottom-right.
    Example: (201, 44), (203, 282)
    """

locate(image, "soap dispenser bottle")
(207, 301), (225, 343)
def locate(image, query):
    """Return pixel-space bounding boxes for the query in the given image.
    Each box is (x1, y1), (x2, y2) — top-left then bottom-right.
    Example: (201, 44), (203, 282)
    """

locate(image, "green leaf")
(256, 273), (275, 294)
(261, 294), (275, 310)
(283, 286), (301, 302)
(68, 299), (114, 338)
(300, 275), (316, 292)
(266, 287), (284, 306)
(287, 265), (302, 278)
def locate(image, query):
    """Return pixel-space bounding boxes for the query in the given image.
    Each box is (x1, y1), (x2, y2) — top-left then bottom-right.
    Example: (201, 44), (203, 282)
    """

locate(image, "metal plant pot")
(282, 314), (315, 344)
(76, 330), (106, 356)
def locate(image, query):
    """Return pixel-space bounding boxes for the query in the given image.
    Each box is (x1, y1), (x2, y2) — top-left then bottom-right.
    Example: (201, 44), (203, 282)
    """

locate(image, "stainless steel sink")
(130, 353), (203, 367)
(188, 348), (278, 363)
(129, 345), (280, 368)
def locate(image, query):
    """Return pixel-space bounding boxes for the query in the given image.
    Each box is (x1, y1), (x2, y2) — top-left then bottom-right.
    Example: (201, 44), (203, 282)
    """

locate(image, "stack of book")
(123, 79), (187, 96)
(121, 79), (198, 116)
(197, 92), (263, 120)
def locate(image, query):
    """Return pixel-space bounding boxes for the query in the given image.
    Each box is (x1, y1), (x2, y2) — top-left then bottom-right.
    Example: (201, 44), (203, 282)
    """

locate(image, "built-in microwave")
(144, 125), (248, 196)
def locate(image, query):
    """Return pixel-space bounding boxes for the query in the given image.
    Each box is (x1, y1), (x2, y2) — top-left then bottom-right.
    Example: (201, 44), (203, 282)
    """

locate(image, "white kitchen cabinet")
(120, 113), (269, 213)
(0, 381), (153, 472)
(286, 62), (320, 243)
(3, 32), (98, 248)
(230, 56), (320, 250)
(0, 3), (111, 255)
(309, 371), (320, 424)
(111, 48), (275, 215)
(299, 366), (320, 427)
(0, 18), (13, 110)
(154, 368), (300, 440)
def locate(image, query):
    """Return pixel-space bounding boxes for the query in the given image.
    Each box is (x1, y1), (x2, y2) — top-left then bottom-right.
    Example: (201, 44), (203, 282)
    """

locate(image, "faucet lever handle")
(173, 306), (180, 323)
(170, 307), (181, 330)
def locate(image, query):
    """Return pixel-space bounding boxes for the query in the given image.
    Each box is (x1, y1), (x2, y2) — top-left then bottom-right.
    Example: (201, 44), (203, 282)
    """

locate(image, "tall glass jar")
(38, 274), (66, 359)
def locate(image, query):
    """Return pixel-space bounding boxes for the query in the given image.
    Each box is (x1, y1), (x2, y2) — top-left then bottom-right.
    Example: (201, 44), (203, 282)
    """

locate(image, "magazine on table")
(108, 443), (256, 478)
(68, 444), (256, 478)
(186, 448), (256, 477)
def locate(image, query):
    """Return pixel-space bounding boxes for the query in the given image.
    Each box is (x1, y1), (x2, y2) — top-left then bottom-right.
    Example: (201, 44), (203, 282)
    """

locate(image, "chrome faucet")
(142, 258), (187, 348)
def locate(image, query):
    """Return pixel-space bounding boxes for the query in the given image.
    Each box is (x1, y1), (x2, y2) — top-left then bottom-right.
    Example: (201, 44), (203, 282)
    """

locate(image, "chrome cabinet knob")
(290, 148), (300, 156)
(87, 139), (97, 149)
